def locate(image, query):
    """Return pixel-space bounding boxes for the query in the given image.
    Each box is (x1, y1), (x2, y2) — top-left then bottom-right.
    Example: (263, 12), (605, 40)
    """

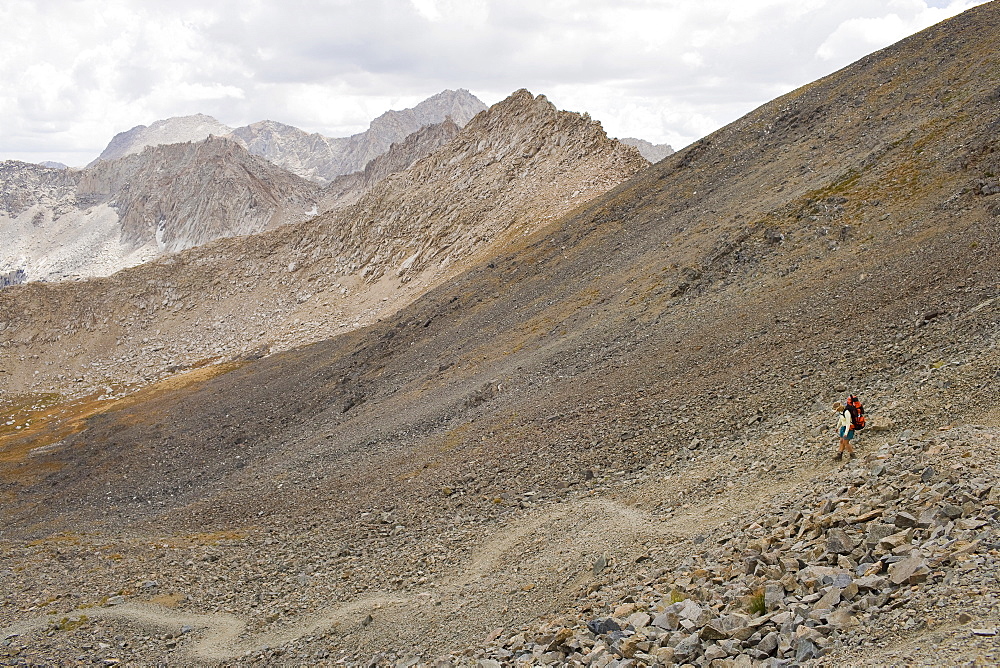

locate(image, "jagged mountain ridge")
(304, 89), (648, 285)
(90, 113), (233, 165)
(0, 115), (481, 282)
(318, 118), (464, 212)
(229, 88), (487, 183)
(620, 137), (674, 162)
(0, 89), (647, 398)
(3, 4), (1000, 664)
(88, 89), (487, 184)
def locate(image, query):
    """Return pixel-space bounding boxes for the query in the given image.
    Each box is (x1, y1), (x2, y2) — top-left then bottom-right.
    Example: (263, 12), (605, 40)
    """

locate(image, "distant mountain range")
(89, 89), (488, 184)
(0, 91), (496, 281)
(1, 87), (649, 400)
(620, 137), (674, 162)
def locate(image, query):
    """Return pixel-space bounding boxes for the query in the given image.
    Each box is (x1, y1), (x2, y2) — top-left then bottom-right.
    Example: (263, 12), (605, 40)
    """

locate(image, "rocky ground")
(2, 406), (999, 666)
(2, 4), (1000, 666)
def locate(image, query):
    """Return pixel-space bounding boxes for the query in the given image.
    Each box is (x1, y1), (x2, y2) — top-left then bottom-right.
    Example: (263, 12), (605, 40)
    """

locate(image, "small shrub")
(54, 615), (89, 631)
(747, 589), (766, 616)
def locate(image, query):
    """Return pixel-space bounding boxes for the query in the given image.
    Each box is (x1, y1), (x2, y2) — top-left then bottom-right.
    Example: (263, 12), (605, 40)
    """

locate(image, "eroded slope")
(0, 90), (648, 400)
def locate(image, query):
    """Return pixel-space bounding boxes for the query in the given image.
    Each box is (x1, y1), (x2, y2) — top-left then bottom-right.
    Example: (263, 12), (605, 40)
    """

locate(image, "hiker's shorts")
(839, 426), (855, 440)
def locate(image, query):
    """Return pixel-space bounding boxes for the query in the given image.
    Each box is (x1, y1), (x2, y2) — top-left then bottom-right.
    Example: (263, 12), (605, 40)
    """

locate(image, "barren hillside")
(0, 90), (647, 401)
(1, 3), (1000, 666)
(0, 139), (322, 281)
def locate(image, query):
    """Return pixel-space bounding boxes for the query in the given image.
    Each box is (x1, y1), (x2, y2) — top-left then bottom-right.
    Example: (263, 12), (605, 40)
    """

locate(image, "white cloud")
(0, 0), (991, 165)
(816, 0), (984, 61)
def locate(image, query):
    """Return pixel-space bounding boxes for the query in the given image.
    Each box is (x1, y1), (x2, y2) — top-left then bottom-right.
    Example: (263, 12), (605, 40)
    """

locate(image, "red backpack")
(846, 395), (866, 430)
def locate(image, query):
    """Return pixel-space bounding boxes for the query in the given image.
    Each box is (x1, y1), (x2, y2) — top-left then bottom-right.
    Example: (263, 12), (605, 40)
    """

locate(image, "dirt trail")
(1, 449), (838, 661)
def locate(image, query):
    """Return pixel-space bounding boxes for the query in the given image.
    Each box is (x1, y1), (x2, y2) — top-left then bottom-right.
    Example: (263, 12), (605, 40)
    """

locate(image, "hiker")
(833, 401), (855, 460)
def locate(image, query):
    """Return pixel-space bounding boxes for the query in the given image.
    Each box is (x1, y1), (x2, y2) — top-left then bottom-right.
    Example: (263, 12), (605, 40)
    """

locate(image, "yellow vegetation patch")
(0, 362), (245, 487)
(188, 529), (249, 545)
(436, 422), (471, 453)
(151, 528), (250, 549)
(54, 615), (89, 631)
(27, 532), (83, 547)
(0, 393), (62, 440)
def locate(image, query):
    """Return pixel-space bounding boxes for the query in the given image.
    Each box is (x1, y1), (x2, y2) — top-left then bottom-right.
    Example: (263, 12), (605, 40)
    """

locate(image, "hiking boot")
(833, 452), (842, 461)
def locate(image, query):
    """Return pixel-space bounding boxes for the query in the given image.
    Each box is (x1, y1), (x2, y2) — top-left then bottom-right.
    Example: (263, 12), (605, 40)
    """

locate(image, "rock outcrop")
(229, 88), (487, 183)
(89, 113), (233, 165)
(0, 160), (77, 217)
(620, 137), (675, 162)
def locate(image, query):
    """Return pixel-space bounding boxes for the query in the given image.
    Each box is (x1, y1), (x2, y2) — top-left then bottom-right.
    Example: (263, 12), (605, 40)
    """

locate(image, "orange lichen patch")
(0, 393), (62, 440)
(0, 362), (245, 484)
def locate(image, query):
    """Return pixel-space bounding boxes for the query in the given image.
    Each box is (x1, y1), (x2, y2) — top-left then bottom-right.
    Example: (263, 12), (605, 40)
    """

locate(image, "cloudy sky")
(0, 0), (989, 166)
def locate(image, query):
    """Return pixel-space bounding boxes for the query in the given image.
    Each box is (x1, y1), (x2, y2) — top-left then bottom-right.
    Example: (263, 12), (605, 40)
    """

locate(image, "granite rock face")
(230, 88), (487, 183)
(620, 137), (675, 163)
(80, 137), (321, 252)
(89, 89), (488, 185)
(89, 113), (234, 165)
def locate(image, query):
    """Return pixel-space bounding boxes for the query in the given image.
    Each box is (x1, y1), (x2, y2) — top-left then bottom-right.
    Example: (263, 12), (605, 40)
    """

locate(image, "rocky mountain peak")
(80, 135), (320, 252)
(620, 137), (675, 162)
(368, 88), (486, 133)
(90, 113), (233, 165)
(227, 89), (488, 183)
(302, 88), (647, 286)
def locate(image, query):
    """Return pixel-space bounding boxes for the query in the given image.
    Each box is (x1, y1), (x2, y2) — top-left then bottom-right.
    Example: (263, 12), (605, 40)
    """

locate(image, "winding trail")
(2, 454), (819, 661)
